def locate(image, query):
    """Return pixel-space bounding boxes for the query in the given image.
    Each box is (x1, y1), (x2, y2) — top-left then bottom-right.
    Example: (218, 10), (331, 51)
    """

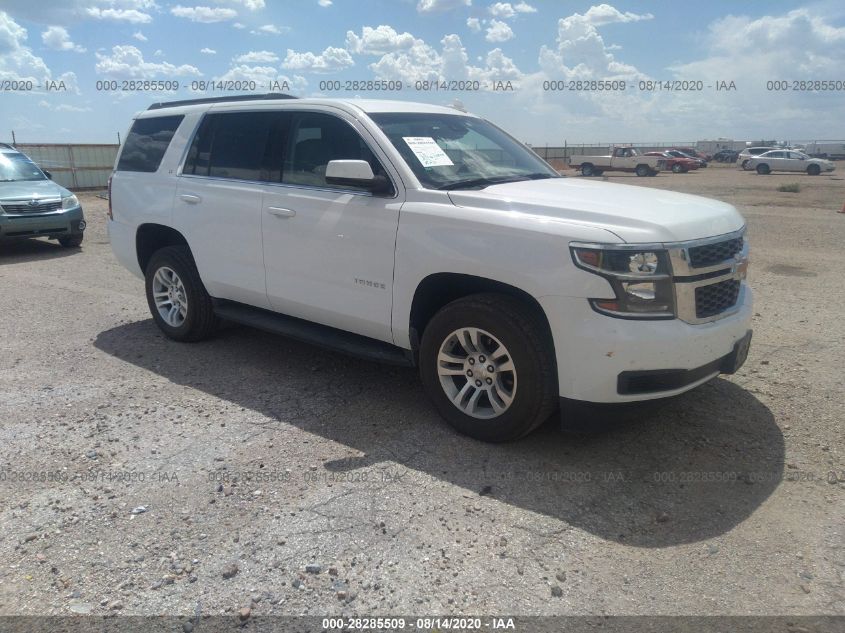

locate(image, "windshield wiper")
(437, 172), (556, 191)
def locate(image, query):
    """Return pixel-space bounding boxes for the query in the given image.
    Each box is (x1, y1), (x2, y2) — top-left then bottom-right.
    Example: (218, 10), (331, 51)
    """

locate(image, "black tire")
(635, 164), (650, 177)
(807, 164), (821, 176)
(593, 169), (604, 176)
(581, 164), (595, 177)
(671, 163), (684, 173)
(756, 164), (770, 175)
(58, 234), (83, 248)
(145, 245), (218, 342)
(419, 293), (558, 442)
(647, 169), (658, 176)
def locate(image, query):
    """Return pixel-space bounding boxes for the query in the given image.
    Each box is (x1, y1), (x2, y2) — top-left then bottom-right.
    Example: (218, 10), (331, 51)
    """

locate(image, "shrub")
(777, 183), (801, 193)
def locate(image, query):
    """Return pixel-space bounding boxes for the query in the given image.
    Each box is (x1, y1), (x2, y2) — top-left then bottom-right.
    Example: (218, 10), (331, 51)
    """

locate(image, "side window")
(283, 112), (389, 191)
(117, 115), (183, 173)
(184, 111), (291, 182)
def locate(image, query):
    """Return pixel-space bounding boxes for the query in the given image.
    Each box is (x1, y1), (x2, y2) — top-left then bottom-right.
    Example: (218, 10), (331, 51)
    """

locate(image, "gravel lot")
(0, 166), (843, 619)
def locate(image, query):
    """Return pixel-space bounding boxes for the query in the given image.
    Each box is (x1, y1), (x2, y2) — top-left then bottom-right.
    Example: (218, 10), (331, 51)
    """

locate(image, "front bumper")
(0, 206), (85, 241)
(539, 283), (754, 404)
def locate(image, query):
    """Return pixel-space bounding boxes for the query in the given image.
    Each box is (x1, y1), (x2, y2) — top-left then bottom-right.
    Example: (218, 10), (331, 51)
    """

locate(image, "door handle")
(267, 207), (296, 218)
(180, 194), (201, 204)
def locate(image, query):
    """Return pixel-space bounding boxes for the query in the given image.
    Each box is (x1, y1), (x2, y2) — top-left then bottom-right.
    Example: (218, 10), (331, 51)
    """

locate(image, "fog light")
(78, 220), (87, 231)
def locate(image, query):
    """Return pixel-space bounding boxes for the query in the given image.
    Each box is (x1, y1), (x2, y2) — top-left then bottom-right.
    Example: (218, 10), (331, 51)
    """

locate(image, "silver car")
(745, 150), (835, 176)
(0, 143), (86, 247)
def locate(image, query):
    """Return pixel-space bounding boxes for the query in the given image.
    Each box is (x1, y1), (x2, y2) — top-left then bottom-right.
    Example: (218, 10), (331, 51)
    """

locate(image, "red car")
(645, 151), (700, 173)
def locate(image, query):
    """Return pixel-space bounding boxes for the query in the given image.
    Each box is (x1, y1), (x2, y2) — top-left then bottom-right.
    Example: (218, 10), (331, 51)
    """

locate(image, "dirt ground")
(0, 165), (843, 620)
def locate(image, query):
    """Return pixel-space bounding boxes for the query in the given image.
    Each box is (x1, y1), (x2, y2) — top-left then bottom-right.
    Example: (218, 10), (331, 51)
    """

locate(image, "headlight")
(62, 194), (79, 210)
(571, 245), (675, 319)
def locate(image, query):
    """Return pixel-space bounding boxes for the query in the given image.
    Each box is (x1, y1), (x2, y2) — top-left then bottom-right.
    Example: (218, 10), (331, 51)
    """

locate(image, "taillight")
(107, 174), (113, 220)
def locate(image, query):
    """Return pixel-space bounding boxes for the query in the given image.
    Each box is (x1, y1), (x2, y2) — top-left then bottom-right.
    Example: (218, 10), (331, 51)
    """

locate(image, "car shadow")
(94, 320), (784, 548)
(0, 238), (80, 264)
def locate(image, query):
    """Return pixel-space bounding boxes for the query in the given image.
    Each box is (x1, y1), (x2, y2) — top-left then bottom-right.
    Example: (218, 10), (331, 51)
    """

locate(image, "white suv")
(109, 95), (753, 441)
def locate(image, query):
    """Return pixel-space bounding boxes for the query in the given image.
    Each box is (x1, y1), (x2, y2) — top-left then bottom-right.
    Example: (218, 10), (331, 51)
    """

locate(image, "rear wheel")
(581, 164), (595, 177)
(145, 245), (218, 342)
(756, 164), (770, 175)
(635, 164), (650, 177)
(419, 293), (557, 442)
(807, 164), (821, 176)
(671, 163), (684, 173)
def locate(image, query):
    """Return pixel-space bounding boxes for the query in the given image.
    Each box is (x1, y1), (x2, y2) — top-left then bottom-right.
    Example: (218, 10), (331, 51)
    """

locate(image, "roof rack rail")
(147, 93), (299, 111)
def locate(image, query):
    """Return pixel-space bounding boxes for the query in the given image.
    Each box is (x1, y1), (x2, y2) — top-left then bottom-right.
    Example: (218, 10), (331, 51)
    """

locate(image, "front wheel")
(419, 294), (558, 442)
(145, 245), (218, 342)
(671, 163), (684, 173)
(58, 234), (83, 248)
(807, 164), (821, 176)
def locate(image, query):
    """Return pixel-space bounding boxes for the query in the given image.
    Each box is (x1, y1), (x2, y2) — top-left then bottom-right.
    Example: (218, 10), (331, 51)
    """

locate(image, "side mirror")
(325, 160), (392, 194)
(43, 170), (53, 180)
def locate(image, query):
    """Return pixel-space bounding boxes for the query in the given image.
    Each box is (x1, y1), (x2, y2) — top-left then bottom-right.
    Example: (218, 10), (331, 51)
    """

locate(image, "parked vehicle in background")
(666, 149), (707, 168)
(745, 150), (835, 175)
(0, 143), (86, 246)
(671, 147), (712, 162)
(645, 151), (699, 173)
(802, 142), (845, 160)
(738, 147), (775, 169)
(109, 94), (752, 442)
(713, 149), (739, 163)
(570, 146), (665, 177)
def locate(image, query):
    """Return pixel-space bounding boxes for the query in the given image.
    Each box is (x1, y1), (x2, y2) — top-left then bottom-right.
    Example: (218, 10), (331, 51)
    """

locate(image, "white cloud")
(489, 2), (536, 18)
(579, 3), (653, 25)
(41, 26), (86, 52)
(229, 0), (265, 10)
(234, 50), (278, 63)
(466, 17), (481, 33)
(346, 25), (417, 55)
(200, 47), (216, 54)
(251, 23), (282, 34)
(95, 45), (202, 78)
(0, 12), (50, 83)
(318, 0), (332, 6)
(170, 6), (238, 23)
(282, 46), (354, 73)
(132, 31), (148, 41)
(39, 100), (91, 112)
(369, 32), (521, 86)
(485, 18), (513, 42)
(85, 7), (153, 23)
(417, 0), (471, 14)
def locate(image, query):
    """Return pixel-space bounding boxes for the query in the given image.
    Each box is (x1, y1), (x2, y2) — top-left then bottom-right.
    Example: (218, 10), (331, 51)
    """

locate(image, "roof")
(136, 94), (472, 119)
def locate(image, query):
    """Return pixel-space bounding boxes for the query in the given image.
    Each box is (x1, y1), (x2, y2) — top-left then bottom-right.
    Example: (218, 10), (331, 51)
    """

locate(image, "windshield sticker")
(403, 137), (454, 168)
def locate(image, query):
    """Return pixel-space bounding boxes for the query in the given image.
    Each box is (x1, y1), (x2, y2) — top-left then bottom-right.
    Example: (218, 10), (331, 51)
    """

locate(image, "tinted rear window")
(117, 115), (183, 172)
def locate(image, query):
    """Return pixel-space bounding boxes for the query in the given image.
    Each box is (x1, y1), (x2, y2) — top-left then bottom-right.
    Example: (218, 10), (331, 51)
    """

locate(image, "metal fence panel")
(13, 143), (118, 190)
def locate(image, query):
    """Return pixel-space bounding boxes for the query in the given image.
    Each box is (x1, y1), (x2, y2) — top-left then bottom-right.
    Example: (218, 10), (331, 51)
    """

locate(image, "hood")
(0, 179), (68, 202)
(447, 177), (745, 243)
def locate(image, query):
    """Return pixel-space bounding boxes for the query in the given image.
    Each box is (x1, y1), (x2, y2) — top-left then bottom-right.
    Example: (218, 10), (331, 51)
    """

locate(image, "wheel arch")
(136, 223), (190, 274)
(408, 273), (555, 357)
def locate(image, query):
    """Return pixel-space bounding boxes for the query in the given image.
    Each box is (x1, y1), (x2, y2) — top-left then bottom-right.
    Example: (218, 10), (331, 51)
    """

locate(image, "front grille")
(2, 200), (62, 214)
(695, 279), (740, 319)
(688, 236), (743, 268)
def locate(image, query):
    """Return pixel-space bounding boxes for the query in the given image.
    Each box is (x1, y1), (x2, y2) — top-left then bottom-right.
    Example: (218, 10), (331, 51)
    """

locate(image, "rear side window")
(117, 115), (183, 172)
(184, 112), (287, 182)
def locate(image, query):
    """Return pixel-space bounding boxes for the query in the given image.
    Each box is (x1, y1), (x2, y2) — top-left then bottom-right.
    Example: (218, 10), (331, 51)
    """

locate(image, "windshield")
(369, 112), (558, 190)
(0, 152), (47, 182)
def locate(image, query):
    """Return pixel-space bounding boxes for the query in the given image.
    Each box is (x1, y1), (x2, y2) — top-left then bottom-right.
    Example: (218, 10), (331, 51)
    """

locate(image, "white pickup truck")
(570, 146), (666, 177)
(109, 95), (752, 442)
